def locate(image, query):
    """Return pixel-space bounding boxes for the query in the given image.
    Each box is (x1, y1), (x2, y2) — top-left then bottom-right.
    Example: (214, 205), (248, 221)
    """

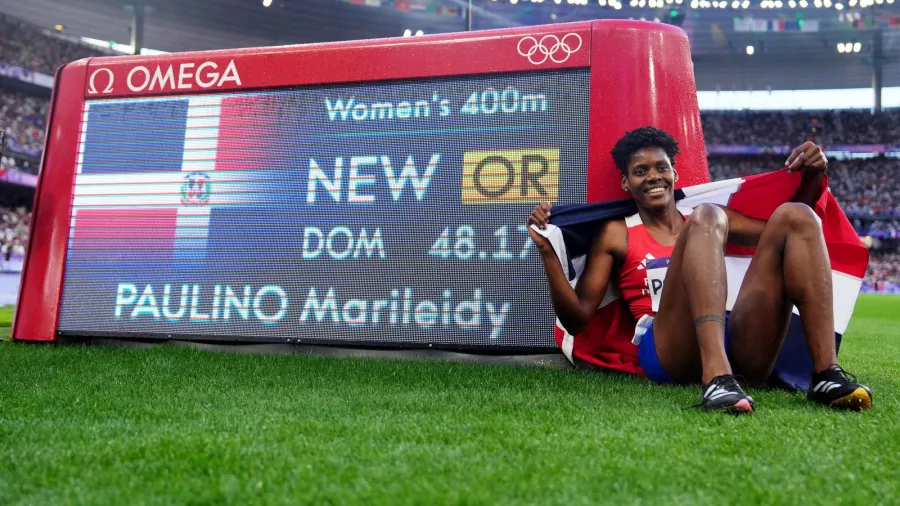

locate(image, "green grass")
(0, 305), (13, 339)
(1, 295), (898, 505)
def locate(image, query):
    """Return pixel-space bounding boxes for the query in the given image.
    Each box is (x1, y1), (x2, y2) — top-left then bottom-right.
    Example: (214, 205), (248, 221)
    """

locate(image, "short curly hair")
(610, 127), (680, 175)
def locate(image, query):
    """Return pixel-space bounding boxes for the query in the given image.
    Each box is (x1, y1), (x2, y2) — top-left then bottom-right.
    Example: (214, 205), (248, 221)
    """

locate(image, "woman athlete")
(528, 127), (872, 413)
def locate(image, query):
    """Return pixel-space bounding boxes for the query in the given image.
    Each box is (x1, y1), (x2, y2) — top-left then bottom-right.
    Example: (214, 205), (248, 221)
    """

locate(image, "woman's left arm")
(721, 141), (828, 247)
(716, 141), (829, 247)
(785, 141), (829, 207)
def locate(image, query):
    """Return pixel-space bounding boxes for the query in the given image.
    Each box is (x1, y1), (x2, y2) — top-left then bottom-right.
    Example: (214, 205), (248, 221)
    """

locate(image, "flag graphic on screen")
(535, 171), (868, 390)
(70, 94), (267, 265)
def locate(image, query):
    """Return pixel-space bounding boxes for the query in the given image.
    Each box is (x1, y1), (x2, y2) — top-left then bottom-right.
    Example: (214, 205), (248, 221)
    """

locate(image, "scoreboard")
(60, 70), (588, 347)
(14, 21), (710, 349)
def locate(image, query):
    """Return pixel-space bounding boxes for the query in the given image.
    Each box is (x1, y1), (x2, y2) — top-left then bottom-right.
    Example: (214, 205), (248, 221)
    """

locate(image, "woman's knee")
(769, 203), (821, 235)
(685, 203), (729, 238)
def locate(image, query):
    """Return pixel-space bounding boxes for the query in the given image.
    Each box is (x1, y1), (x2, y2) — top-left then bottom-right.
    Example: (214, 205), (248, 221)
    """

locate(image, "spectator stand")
(0, 12), (898, 292)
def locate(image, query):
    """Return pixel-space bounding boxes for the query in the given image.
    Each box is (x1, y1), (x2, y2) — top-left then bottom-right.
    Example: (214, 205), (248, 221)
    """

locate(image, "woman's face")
(622, 147), (677, 212)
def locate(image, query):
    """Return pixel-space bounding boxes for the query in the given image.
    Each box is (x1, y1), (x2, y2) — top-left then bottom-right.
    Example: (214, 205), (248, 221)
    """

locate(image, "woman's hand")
(527, 202), (554, 255)
(785, 141), (828, 175)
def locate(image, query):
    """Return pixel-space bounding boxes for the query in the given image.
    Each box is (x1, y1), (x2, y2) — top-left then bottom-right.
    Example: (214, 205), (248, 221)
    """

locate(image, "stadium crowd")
(0, 13), (898, 290)
(0, 15), (102, 76)
(1, 205), (28, 268)
(708, 156), (900, 218)
(864, 253), (900, 293)
(1, 89), (46, 168)
(701, 109), (900, 146)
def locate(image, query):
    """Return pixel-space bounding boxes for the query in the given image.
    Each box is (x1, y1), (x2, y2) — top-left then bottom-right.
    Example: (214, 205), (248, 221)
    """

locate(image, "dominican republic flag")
(69, 95), (263, 265)
(535, 170), (868, 391)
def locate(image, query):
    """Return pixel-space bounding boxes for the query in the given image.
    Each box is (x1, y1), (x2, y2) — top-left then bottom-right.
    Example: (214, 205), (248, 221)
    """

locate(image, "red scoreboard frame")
(13, 20), (708, 342)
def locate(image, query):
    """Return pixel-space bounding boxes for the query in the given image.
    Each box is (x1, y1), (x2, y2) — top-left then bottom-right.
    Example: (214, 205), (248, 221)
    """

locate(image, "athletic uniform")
(614, 208), (870, 411)
(540, 172), (871, 410)
(615, 207), (735, 385)
(615, 208), (758, 412)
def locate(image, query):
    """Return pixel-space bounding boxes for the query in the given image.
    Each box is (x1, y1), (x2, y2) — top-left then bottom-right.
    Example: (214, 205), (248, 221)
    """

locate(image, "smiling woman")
(612, 127), (680, 209)
(528, 126), (873, 414)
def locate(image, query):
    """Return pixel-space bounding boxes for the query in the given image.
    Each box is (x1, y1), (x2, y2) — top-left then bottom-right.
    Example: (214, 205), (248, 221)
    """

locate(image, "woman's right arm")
(528, 204), (620, 336)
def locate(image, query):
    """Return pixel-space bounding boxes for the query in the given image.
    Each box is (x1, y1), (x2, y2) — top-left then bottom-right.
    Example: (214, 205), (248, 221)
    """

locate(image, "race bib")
(645, 257), (671, 313)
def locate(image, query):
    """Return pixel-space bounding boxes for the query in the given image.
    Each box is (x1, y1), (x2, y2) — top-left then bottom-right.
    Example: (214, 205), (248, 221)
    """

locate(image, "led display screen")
(58, 69), (589, 348)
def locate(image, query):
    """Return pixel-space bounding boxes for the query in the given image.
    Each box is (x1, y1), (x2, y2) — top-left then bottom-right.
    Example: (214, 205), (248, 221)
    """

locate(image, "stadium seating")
(709, 156), (900, 218)
(0, 14), (897, 292)
(0, 15), (103, 76)
(0, 204), (28, 262)
(701, 109), (900, 146)
(865, 252), (900, 293)
(0, 89), (45, 173)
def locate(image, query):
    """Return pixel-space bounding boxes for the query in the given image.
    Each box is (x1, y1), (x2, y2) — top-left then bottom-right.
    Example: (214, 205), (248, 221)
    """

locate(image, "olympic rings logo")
(516, 33), (583, 65)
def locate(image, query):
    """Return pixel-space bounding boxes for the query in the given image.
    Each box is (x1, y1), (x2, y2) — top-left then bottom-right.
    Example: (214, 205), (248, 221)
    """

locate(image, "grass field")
(0, 296), (898, 505)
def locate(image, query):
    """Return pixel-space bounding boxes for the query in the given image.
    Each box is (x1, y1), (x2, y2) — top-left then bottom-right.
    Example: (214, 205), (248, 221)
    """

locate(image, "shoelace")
(827, 364), (858, 383)
(715, 375), (745, 393)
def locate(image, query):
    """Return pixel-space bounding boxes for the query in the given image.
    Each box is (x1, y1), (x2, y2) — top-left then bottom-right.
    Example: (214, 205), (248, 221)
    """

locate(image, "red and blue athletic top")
(552, 208), (692, 377)
(617, 209), (691, 321)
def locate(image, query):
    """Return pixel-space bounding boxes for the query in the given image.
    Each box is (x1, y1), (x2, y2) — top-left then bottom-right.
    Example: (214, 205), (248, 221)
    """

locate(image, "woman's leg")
(727, 203), (837, 383)
(652, 204), (732, 385)
(728, 203), (870, 409)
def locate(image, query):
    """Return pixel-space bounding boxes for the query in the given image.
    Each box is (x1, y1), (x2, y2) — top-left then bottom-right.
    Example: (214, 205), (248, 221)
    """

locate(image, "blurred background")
(1, 0), (898, 306)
